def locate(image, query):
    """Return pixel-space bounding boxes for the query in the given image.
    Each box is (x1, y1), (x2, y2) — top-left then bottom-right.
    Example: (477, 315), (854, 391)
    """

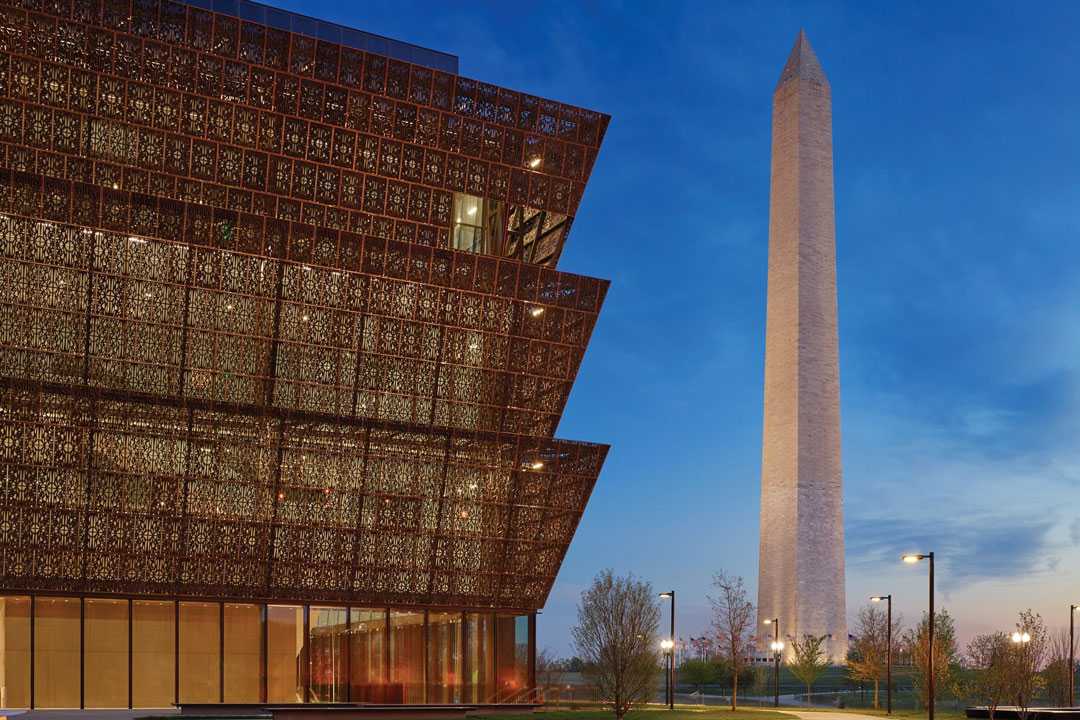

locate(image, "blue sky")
(267, 0), (1080, 653)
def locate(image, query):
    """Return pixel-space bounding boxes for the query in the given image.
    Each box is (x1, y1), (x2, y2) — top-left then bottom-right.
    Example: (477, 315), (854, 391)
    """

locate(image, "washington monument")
(757, 31), (847, 662)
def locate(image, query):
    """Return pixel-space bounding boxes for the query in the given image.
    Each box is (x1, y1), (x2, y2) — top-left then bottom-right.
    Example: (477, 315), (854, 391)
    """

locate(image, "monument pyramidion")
(757, 30), (847, 663)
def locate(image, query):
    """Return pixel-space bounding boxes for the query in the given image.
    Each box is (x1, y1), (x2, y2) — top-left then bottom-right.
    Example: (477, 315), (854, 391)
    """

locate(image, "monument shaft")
(758, 31), (847, 662)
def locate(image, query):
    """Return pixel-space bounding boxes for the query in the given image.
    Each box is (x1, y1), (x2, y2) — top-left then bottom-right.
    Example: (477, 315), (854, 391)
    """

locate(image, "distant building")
(757, 31), (847, 662)
(0, 0), (609, 709)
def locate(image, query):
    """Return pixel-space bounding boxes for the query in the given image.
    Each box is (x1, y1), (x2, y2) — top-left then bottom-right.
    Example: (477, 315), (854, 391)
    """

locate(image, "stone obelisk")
(757, 30), (847, 662)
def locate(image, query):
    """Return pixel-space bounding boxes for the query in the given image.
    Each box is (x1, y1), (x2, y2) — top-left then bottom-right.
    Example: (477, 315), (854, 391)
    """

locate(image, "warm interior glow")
(529, 306), (544, 317)
(528, 157), (541, 168)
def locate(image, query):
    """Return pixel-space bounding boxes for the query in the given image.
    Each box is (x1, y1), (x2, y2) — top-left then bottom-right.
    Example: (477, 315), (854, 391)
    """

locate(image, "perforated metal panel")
(0, 0), (609, 613)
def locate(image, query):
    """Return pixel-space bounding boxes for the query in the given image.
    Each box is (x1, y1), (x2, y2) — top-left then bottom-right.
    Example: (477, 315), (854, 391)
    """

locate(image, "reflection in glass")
(349, 608), (385, 702)
(309, 607), (347, 702)
(496, 614), (529, 702)
(464, 613), (493, 703)
(389, 611), (424, 703)
(179, 602), (220, 702)
(0, 597), (31, 709)
(427, 612), (461, 703)
(224, 603), (263, 703)
(34, 597), (80, 708)
(132, 600), (175, 708)
(267, 605), (305, 703)
(84, 599), (129, 708)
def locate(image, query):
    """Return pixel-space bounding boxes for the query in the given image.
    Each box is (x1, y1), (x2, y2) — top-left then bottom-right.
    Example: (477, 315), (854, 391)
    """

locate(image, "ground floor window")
(84, 599), (128, 708)
(0, 596), (31, 709)
(0, 595), (533, 709)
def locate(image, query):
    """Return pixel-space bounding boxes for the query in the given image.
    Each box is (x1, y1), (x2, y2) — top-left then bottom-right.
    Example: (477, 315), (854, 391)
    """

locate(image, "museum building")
(0, 0), (610, 708)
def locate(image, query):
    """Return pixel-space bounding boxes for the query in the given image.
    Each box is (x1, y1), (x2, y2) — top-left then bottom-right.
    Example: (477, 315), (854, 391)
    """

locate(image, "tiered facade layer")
(0, 0), (610, 613)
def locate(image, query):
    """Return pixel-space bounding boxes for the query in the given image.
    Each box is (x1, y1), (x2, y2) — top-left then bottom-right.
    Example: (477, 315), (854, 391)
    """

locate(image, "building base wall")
(0, 595), (534, 710)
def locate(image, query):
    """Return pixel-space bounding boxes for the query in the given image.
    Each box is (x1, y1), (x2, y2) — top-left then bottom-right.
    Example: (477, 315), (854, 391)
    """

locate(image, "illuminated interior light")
(467, 206), (477, 216)
(529, 306), (544, 317)
(530, 461), (544, 470)
(528, 157), (542, 168)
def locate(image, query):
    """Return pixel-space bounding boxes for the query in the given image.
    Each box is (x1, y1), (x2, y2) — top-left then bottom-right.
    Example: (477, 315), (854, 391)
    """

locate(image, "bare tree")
(966, 632), (1013, 720)
(848, 602), (903, 708)
(572, 570), (660, 720)
(1044, 628), (1076, 707)
(536, 648), (566, 703)
(1012, 610), (1049, 720)
(789, 633), (830, 700)
(709, 571), (755, 710)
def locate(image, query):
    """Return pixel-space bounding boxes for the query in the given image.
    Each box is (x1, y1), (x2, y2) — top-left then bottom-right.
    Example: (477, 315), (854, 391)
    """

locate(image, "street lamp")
(764, 618), (781, 707)
(660, 639), (674, 709)
(660, 591), (675, 710)
(1070, 604), (1078, 707)
(871, 595), (893, 715)
(902, 553), (935, 720)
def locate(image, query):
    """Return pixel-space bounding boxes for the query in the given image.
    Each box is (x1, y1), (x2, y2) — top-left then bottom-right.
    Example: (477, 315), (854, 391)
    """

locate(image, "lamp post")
(1070, 604), (1077, 708)
(660, 639), (674, 708)
(764, 618), (781, 707)
(871, 595), (893, 714)
(903, 553), (934, 720)
(660, 591), (675, 710)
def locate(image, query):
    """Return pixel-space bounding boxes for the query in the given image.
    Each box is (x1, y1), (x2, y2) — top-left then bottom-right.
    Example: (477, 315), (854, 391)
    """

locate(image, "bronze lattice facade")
(0, 0), (609, 708)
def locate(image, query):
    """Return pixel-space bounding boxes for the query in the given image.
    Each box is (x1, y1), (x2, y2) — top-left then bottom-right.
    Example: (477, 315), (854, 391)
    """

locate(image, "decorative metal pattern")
(0, 0), (610, 614)
(0, 0), (609, 266)
(0, 385), (605, 609)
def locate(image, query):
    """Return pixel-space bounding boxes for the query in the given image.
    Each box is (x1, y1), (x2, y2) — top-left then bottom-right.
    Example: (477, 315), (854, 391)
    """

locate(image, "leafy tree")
(789, 633), (830, 699)
(709, 571), (756, 710)
(965, 632), (1013, 720)
(679, 658), (718, 695)
(1011, 610), (1048, 720)
(565, 656), (586, 673)
(572, 570), (660, 720)
(847, 602), (903, 708)
(903, 609), (960, 708)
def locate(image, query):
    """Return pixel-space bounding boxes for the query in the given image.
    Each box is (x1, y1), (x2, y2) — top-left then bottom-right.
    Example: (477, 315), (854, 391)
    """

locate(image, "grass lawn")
(484, 707), (796, 720)
(506, 705), (968, 720)
(785, 708), (966, 720)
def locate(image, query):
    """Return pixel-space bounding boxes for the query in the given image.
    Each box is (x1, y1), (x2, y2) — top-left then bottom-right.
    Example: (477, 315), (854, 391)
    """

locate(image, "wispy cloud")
(847, 514), (1058, 589)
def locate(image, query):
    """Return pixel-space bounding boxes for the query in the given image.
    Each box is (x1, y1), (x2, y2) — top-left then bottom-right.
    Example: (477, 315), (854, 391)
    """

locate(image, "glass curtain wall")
(179, 602), (221, 703)
(0, 597), (532, 708)
(132, 600), (175, 708)
(464, 612), (493, 703)
(389, 611), (424, 704)
(267, 605), (305, 703)
(349, 608), (385, 702)
(84, 599), (129, 708)
(34, 597), (80, 708)
(427, 612), (461, 703)
(223, 603), (263, 703)
(0, 596), (31, 709)
(309, 607), (347, 702)
(495, 615), (529, 702)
